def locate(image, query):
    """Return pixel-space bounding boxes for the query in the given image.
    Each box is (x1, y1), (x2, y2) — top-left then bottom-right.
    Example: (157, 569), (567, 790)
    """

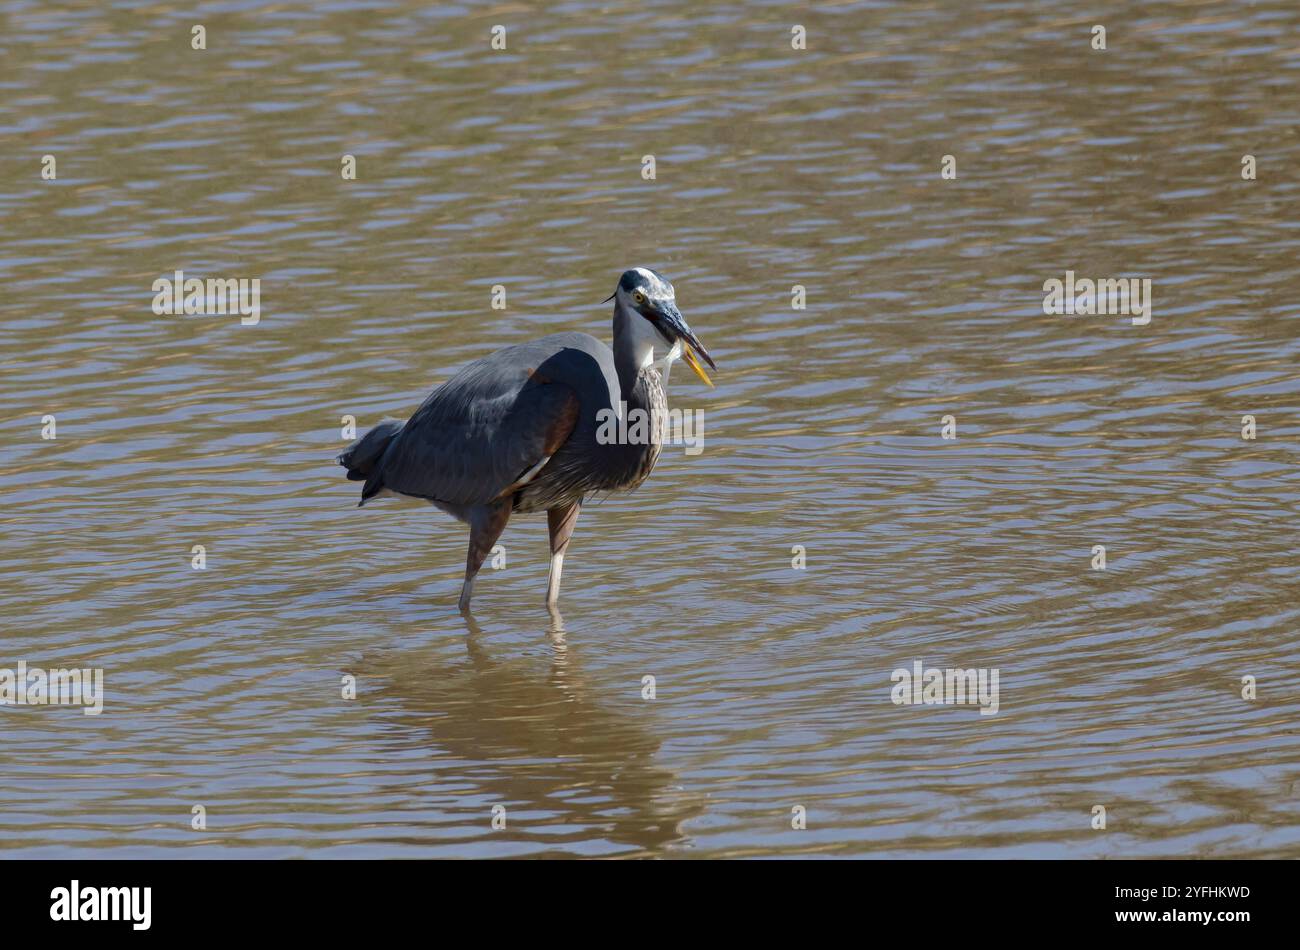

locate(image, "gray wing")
(373, 338), (592, 507)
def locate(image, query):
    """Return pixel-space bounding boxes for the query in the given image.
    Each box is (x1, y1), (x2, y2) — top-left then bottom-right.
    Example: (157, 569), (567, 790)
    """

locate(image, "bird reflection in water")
(362, 606), (702, 855)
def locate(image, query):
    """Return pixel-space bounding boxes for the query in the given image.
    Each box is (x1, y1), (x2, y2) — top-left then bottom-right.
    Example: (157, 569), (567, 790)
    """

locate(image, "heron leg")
(459, 499), (512, 612)
(545, 501), (581, 605)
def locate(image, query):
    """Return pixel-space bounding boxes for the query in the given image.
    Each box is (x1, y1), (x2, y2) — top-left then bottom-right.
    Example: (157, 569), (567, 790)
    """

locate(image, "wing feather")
(377, 351), (581, 507)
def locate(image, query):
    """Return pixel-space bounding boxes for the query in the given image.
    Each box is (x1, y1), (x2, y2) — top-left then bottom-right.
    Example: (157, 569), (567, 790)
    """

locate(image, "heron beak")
(658, 302), (716, 387)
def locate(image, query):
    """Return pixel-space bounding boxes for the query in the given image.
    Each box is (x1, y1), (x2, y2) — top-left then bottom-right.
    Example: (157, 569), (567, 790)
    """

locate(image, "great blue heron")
(338, 267), (715, 611)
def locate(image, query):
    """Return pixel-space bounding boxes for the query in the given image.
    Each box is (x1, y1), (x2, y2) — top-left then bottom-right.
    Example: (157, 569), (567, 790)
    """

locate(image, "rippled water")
(2, 0), (1298, 857)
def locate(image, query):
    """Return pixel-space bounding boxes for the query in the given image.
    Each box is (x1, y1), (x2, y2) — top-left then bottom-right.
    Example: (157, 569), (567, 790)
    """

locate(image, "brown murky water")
(2, 0), (1298, 857)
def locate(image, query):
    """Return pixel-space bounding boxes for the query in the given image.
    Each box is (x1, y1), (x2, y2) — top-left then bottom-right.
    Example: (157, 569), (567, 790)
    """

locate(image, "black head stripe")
(618, 267), (674, 299)
(618, 269), (644, 293)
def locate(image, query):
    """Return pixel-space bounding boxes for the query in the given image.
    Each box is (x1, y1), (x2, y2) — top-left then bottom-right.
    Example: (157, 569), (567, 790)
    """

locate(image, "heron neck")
(612, 303), (659, 403)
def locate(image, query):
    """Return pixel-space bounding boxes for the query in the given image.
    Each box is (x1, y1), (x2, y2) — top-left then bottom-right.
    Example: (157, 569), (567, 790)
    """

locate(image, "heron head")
(606, 267), (715, 386)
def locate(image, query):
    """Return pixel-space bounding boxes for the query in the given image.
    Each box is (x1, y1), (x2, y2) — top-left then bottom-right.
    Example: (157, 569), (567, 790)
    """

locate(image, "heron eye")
(633, 290), (645, 304)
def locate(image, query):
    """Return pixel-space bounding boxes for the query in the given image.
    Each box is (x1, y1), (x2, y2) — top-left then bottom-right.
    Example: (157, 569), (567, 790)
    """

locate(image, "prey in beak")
(679, 339), (714, 387)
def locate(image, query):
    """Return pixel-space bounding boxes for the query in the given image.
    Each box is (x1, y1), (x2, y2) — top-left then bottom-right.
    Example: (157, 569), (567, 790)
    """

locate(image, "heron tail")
(337, 419), (403, 506)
